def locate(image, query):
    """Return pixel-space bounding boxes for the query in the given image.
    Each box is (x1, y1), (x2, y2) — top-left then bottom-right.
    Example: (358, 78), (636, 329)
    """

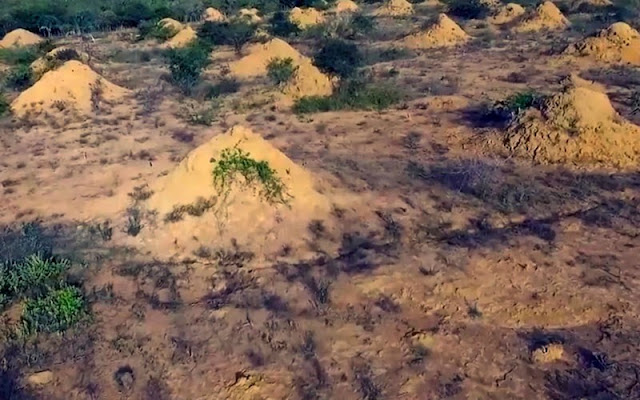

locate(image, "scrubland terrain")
(1, 0), (640, 399)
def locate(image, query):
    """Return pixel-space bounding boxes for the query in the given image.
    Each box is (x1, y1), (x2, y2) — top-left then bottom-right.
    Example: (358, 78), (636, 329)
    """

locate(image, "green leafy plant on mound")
(0, 255), (69, 304)
(138, 19), (178, 41)
(266, 57), (298, 86)
(4, 64), (33, 91)
(313, 38), (362, 79)
(293, 78), (403, 113)
(21, 286), (86, 334)
(40, 48), (82, 76)
(212, 147), (291, 205)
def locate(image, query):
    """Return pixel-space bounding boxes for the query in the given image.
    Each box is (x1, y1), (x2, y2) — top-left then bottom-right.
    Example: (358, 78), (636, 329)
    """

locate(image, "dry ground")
(1, 2), (640, 399)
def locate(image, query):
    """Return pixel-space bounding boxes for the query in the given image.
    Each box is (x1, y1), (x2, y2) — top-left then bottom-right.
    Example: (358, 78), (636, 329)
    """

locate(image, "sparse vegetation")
(486, 90), (542, 122)
(21, 286), (86, 334)
(125, 207), (144, 236)
(165, 41), (211, 94)
(269, 10), (301, 37)
(5, 64), (33, 91)
(0, 92), (9, 117)
(212, 147), (290, 204)
(179, 100), (218, 125)
(164, 196), (216, 223)
(205, 77), (241, 99)
(266, 57), (298, 86)
(444, 0), (491, 19)
(293, 78), (402, 113)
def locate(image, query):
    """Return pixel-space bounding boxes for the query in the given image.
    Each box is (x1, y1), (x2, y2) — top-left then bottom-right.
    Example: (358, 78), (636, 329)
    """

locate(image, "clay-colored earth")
(2, 2), (640, 400)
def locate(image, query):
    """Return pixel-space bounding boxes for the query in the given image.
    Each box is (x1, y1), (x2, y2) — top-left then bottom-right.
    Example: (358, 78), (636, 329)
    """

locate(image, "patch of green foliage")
(21, 286), (86, 334)
(487, 90), (542, 122)
(444, 0), (490, 19)
(0, 255), (69, 305)
(5, 64), (33, 91)
(269, 10), (301, 37)
(0, 46), (39, 65)
(313, 39), (362, 79)
(0, 92), (9, 117)
(198, 20), (256, 54)
(293, 78), (402, 113)
(138, 19), (178, 41)
(266, 57), (298, 86)
(165, 40), (211, 94)
(212, 147), (290, 204)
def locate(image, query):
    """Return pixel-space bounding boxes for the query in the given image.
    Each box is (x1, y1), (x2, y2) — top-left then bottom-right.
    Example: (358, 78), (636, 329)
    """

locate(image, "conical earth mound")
(289, 7), (326, 28)
(0, 29), (42, 48)
(229, 39), (333, 98)
(144, 125), (332, 255)
(564, 22), (640, 65)
(489, 3), (526, 25)
(203, 7), (225, 22)
(11, 60), (130, 117)
(375, 0), (414, 17)
(504, 77), (640, 167)
(332, 0), (360, 13)
(157, 18), (184, 36)
(403, 14), (470, 49)
(165, 26), (197, 48)
(513, 1), (569, 32)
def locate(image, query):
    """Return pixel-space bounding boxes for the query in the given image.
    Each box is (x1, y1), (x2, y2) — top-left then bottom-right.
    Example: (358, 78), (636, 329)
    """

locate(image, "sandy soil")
(2, 2), (640, 400)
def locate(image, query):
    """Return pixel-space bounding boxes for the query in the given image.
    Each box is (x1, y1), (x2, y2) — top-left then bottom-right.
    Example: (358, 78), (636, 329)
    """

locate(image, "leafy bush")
(313, 39), (362, 78)
(269, 10), (301, 37)
(0, 92), (9, 117)
(179, 101), (218, 125)
(444, 0), (490, 19)
(267, 57), (298, 86)
(0, 255), (69, 303)
(0, 46), (39, 65)
(198, 20), (256, 54)
(138, 19), (177, 41)
(5, 64), (33, 91)
(21, 286), (86, 334)
(487, 91), (541, 122)
(206, 77), (241, 98)
(165, 41), (211, 94)
(212, 147), (291, 204)
(293, 78), (402, 113)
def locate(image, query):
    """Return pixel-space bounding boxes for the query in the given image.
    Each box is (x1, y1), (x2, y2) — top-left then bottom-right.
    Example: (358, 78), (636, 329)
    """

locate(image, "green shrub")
(0, 255), (69, 303)
(293, 78), (402, 113)
(21, 286), (86, 334)
(0, 46), (39, 65)
(179, 101), (218, 125)
(488, 91), (541, 121)
(206, 77), (241, 99)
(212, 147), (290, 204)
(138, 19), (178, 41)
(198, 20), (256, 54)
(313, 39), (362, 78)
(5, 64), (33, 91)
(269, 10), (301, 37)
(165, 41), (211, 94)
(444, 0), (490, 19)
(266, 57), (298, 86)
(0, 92), (9, 117)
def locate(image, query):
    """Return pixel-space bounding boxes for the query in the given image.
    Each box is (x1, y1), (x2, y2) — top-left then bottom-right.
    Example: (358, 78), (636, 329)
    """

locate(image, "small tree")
(198, 20), (256, 55)
(269, 11), (301, 37)
(267, 57), (298, 86)
(166, 41), (211, 94)
(313, 39), (362, 79)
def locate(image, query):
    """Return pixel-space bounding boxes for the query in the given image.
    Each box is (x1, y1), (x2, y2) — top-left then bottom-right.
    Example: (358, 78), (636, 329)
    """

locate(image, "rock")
(27, 370), (53, 385)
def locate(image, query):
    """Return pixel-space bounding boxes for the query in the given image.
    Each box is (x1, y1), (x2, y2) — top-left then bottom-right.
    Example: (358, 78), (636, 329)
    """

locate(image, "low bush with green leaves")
(21, 286), (87, 334)
(198, 20), (256, 54)
(138, 19), (178, 41)
(165, 41), (212, 94)
(444, 0), (491, 19)
(487, 90), (542, 122)
(293, 77), (402, 113)
(4, 64), (33, 91)
(266, 57), (298, 86)
(0, 46), (39, 65)
(0, 92), (9, 117)
(313, 39), (362, 79)
(212, 147), (290, 204)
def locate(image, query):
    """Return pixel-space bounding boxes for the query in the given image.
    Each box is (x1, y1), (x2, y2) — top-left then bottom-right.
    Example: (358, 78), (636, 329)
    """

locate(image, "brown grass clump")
(289, 7), (326, 28)
(513, 1), (569, 33)
(145, 125), (331, 256)
(165, 26), (198, 48)
(504, 76), (640, 167)
(11, 60), (130, 117)
(375, 0), (414, 17)
(0, 29), (42, 48)
(489, 3), (526, 25)
(203, 7), (225, 22)
(564, 22), (640, 65)
(403, 14), (470, 49)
